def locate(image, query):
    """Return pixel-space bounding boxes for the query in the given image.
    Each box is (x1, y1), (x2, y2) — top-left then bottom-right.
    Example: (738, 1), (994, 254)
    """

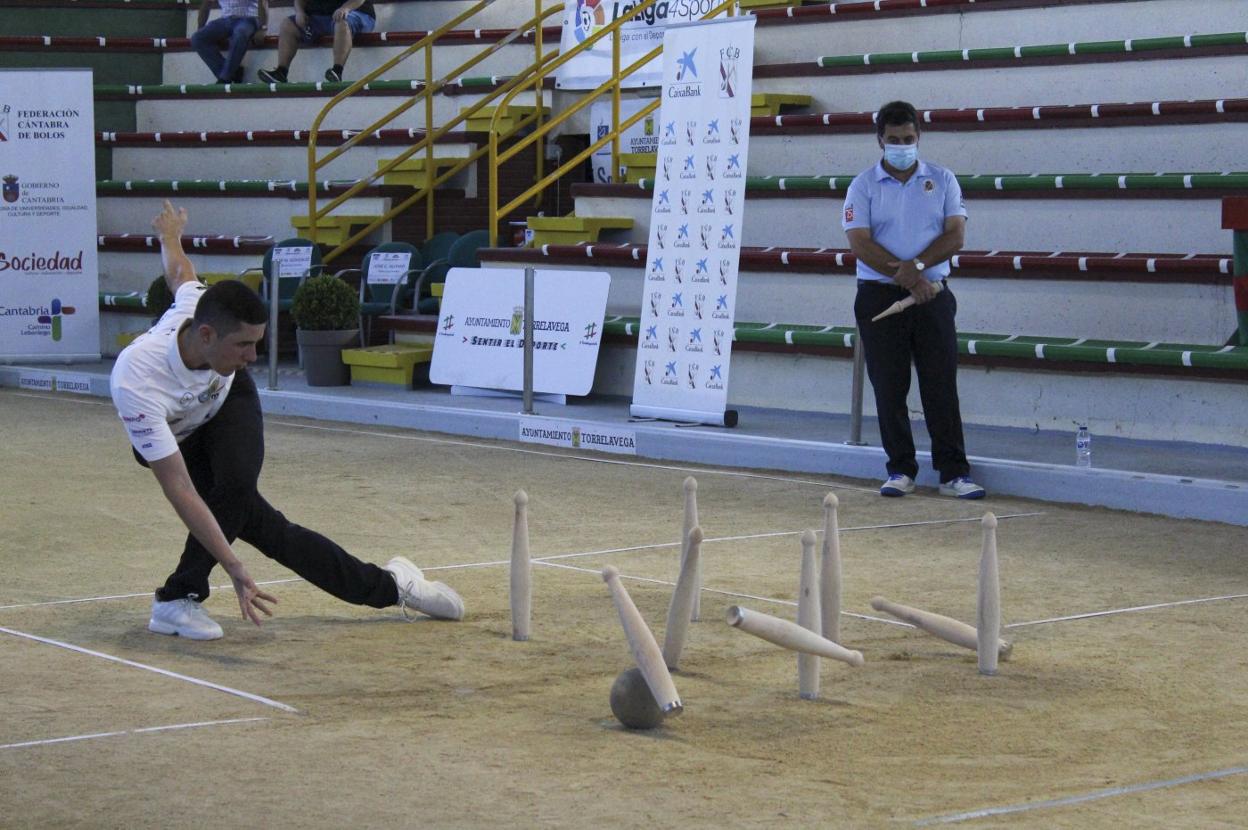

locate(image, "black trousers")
(854, 280), (971, 483)
(136, 370), (399, 608)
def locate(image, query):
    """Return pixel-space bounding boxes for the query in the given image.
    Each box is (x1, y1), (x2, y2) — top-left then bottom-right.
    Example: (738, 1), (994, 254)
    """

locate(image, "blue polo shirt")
(841, 159), (967, 282)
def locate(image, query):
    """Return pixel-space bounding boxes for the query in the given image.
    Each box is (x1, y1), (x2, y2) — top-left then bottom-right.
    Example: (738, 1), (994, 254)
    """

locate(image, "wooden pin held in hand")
(977, 512), (1002, 676)
(663, 526), (703, 670)
(870, 281), (945, 322)
(602, 566), (683, 715)
(510, 490), (531, 641)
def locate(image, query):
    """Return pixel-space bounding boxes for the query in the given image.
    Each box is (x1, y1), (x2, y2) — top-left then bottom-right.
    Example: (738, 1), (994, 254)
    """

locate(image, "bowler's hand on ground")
(225, 560), (278, 625)
(152, 199), (188, 238)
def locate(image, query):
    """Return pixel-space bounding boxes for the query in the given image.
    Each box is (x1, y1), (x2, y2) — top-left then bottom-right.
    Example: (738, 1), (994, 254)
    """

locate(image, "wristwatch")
(913, 259), (926, 272)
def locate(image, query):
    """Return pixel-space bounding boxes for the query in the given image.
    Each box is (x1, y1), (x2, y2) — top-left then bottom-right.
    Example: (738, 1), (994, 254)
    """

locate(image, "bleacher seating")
(3, 0), (1244, 444)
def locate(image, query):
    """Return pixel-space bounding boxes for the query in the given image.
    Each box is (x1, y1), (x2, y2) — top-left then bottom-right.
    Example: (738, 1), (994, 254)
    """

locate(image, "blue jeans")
(294, 10), (376, 41)
(191, 15), (259, 81)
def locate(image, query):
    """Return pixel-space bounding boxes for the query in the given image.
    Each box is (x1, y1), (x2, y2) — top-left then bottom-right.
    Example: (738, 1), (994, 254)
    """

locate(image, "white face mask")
(882, 142), (918, 170)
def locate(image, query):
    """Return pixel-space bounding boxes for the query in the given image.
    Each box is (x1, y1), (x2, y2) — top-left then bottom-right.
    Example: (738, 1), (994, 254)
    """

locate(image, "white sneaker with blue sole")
(939, 476), (986, 499)
(880, 474), (916, 497)
(148, 595), (224, 640)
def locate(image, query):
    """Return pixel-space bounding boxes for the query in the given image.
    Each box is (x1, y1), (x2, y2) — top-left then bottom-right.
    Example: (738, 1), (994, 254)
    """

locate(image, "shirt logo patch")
(844, 205), (855, 222)
(923, 178), (935, 193)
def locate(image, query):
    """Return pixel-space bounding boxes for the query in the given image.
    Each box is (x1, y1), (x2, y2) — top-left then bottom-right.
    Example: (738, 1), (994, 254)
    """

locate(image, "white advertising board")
(430, 267), (611, 396)
(589, 98), (660, 183)
(629, 17), (756, 426)
(0, 70), (100, 362)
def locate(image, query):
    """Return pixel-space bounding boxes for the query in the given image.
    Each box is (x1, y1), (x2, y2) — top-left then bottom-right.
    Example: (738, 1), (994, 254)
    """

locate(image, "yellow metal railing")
(487, 0), (737, 246)
(305, 0), (563, 263)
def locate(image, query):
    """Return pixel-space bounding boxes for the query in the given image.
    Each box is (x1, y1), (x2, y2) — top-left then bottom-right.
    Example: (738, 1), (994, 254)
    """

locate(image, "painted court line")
(914, 763), (1248, 825)
(0, 578), (304, 612)
(1006, 593), (1248, 628)
(0, 717), (270, 751)
(0, 625), (298, 714)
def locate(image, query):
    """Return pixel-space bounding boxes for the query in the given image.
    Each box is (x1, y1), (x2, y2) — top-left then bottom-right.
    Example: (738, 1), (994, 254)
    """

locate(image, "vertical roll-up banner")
(0, 70), (100, 363)
(629, 17), (755, 427)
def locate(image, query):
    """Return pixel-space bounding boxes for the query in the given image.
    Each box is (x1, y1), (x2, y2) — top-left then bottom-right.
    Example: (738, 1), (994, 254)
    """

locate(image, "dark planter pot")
(296, 328), (359, 386)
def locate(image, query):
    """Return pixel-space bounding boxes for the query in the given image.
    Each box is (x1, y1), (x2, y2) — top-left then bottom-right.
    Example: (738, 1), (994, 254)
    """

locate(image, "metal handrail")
(487, 0), (737, 246)
(305, 0), (562, 263)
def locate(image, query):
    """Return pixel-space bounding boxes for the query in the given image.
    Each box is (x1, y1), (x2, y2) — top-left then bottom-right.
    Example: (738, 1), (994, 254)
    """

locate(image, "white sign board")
(518, 416), (637, 455)
(0, 69), (100, 362)
(630, 17), (756, 426)
(366, 250), (412, 285)
(589, 98), (660, 183)
(271, 245), (313, 279)
(430, 267), (611, 396)
(554, 0), (711, 90)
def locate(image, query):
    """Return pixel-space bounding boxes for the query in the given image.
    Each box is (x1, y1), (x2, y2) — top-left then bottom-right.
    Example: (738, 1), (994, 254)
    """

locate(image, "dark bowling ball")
(609, 667), (665, 730)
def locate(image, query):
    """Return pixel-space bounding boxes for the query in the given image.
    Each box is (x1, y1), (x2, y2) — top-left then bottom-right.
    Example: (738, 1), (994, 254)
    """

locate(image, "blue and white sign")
(630, 17), (755, 426)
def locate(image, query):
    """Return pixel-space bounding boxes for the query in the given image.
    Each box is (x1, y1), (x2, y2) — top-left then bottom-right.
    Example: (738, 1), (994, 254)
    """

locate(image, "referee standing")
(842, 101), (985, 499)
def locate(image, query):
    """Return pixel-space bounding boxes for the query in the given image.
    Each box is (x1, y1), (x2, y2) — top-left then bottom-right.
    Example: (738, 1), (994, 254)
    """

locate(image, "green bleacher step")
(737, 0), (801, 9)
(341, 343), (433, 388)
(526, 215), (634, 247)
(462, 104), (550, 137)
(751, 93), (812, 118)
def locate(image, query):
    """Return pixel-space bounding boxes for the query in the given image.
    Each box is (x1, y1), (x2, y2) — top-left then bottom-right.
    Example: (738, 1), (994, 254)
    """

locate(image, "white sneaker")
(384, 556), (465, 621)
(880, 474), (916, 497)
(148, 595), (223, 640)
(939, 476), (987, 499)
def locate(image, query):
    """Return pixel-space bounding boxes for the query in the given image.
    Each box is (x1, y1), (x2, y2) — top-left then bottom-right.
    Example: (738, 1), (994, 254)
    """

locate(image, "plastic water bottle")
(1075, 422), (1092, 468)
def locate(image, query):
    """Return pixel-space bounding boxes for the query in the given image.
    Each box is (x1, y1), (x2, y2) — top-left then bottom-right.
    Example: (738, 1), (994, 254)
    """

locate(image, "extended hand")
(888, 259), (922, 291)
(224, 560), (278, 626)
(909, 278), (940, 305)
(152, 199), (188, 238)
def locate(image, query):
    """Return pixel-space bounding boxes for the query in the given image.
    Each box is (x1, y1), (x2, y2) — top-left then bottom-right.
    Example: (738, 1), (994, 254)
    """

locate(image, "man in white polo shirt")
(842, 101), (984, 499)
(111, 200), (465, 640)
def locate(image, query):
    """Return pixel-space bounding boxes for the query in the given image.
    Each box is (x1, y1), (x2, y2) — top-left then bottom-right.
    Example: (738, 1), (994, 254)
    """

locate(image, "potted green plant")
(290, 274), (360, 387)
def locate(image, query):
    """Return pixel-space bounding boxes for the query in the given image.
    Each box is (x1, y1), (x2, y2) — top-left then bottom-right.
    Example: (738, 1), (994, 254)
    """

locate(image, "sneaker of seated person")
(148, 595), (224, 640)
(384, 556), (465, 621)
(939, 476), (986, 500)
(879, 473), (915, 497)
(257, 66), (288, 84)
(324, 66), (342, 83)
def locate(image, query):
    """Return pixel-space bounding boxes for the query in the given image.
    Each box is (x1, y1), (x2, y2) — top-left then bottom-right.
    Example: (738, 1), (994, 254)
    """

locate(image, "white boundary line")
(914, 763), (1248, 825)
(0, 717), (270, 751)
(1006, 593), (1248, 628)
(0, 625), (299, 713)
(0, 578), (304, 612)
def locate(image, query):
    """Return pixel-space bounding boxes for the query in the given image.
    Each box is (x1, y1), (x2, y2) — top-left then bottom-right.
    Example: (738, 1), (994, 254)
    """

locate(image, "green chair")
(333, 241), (424, 346)
(252, 238), (325, 313)
(415, 229), (491, 314)
(420, 231), (459, 265)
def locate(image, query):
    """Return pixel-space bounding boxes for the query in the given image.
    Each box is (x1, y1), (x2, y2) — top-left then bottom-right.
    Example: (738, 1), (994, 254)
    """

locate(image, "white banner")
(555, 0), (715, 90)
(518, 416), (637, 455)
(589, 99), (660, 183)
(630, 17), (755, 426)
(430, 267), (611, 396)
(0, 70), (100, 362)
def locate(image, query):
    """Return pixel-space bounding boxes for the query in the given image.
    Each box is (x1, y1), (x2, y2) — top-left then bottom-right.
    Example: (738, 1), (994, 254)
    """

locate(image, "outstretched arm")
(153, 200), (199, 294)
(149, 450), (278, 625)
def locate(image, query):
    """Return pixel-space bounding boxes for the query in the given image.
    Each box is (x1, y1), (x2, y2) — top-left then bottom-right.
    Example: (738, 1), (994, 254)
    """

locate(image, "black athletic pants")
(136, 370), (399, 607)
(854, 279), (971, 483)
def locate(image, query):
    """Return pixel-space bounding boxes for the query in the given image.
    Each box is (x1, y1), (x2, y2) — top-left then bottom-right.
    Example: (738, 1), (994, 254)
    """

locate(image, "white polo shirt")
(841, 159), (967, 282)
(110, 281), (235, 462)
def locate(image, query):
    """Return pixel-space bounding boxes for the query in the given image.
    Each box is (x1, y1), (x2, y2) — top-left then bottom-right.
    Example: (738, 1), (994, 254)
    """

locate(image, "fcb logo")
(2, 174), (18, 203)
(719, 46), (740, 98)
(844, 205), (855, 223)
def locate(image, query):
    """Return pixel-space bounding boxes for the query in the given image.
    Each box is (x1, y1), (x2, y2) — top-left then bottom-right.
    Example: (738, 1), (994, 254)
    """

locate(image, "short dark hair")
(193, 280), (268, 336)
(877, 100), (920, 138)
